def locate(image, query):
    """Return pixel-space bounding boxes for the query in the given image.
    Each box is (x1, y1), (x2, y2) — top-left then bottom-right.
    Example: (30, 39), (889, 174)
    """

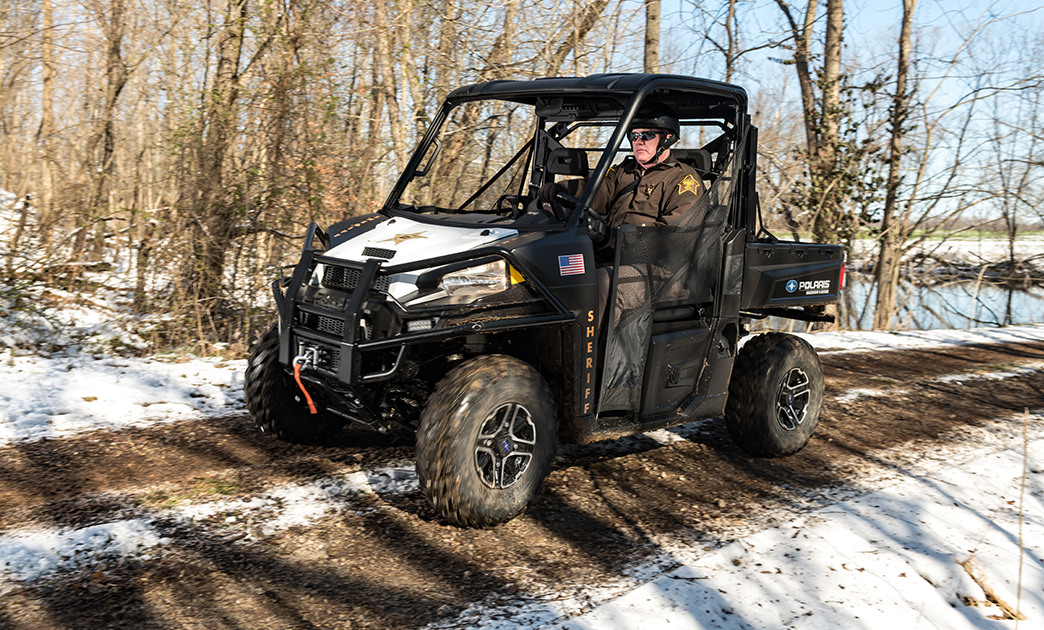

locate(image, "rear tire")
(725, 333), (823, 457)
(416, 355), (558, 527)
(244, 324), (341, 443)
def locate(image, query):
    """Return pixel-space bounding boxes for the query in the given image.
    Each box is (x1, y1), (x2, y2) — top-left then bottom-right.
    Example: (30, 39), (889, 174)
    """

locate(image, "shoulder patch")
(677, 174), (700, 195)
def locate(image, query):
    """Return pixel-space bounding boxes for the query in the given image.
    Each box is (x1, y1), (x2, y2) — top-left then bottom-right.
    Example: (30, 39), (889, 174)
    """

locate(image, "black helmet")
(629, 107), (680, 138)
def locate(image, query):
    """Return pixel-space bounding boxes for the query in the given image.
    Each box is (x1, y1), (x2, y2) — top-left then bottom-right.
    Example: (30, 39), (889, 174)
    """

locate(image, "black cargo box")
(740, 241), (845, 310)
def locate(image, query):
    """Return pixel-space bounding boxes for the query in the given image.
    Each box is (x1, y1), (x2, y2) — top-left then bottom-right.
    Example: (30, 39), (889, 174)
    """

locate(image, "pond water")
(752, 273), (1044, 333)
(754, 237), (1044, 332)
(837, 273), (1044, 330)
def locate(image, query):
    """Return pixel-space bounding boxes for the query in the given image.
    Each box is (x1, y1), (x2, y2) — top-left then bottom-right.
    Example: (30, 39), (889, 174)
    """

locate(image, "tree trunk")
(185, 0), (248, 312)
(644, 0), (660, 73)
(547, 0), (610, 75)
(723, 0), (737, 82)
(820, 0), (843, 158)
(773, 0), (820, 157)
(38, 0), (56, 241)
(481, 0), (518, 80)
(872, 0), (916, 330)
(374, 3), (408, 172)
(811, 0), (843, 242)
(73, 0), (129, 262)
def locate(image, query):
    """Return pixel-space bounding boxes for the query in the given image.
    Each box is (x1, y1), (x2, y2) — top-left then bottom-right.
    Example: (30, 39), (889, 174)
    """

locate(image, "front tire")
(725, 333), (823, 457)
(416, 355), (558, 527)
(244, 324), (341, 443)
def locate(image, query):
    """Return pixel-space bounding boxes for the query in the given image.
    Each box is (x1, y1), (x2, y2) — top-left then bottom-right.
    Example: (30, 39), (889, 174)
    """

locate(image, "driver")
(542, 107), (707, 229)
(541, 107), (709, 329)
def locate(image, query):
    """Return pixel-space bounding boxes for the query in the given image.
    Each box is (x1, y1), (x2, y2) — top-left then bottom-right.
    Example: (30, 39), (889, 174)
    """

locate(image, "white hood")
(322, 216), (518, 301)
(324, 216), (516, 266)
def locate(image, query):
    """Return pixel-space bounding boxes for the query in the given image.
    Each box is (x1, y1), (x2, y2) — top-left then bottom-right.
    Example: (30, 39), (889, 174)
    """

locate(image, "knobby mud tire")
(725, 332), (823, 457)
(416, 355), (558, 528)
(244, 324), (342, 444)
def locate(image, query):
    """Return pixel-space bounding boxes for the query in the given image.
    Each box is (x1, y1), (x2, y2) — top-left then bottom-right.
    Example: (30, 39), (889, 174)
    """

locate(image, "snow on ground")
(796, 322), (1044, 354)
(1, 323), (1044, 623)
(169, 463), (419, 536)
(551, 437), (1044, 629)
(0, 520), (169, 587)
(0, 324), (1040, 448)
(0, 350), (245, 446)
(848, 235), (1044, 263)
(431, 422), (1044, 629)
(0, 462), (420, 594)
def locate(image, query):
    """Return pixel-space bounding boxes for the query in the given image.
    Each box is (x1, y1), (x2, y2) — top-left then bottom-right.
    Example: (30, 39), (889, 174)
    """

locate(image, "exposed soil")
(2, 340), (1043, 629)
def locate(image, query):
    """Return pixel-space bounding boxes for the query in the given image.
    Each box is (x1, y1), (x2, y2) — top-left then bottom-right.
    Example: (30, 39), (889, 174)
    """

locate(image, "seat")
(546, 148), (589, 176)
(672, 148), (713, 179)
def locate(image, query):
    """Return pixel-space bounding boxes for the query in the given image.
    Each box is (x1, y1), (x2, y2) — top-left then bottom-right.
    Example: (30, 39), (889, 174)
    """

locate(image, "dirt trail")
(1, 340), (1043, 629)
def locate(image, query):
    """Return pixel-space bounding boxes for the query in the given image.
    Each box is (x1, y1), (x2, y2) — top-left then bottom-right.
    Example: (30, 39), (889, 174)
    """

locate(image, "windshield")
(399, 100), (535, 214)
(391, 93), (739, 225)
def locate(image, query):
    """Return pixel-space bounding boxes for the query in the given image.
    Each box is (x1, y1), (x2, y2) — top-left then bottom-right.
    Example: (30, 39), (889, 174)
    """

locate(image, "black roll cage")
(382, 73), (749, 232)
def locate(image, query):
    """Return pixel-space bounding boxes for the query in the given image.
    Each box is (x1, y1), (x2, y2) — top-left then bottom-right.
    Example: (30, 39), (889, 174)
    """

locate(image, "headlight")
(439, 260), (510, 298)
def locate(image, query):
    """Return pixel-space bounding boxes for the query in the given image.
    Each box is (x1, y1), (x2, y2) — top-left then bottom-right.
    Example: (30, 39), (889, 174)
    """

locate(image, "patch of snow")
(831, 361), (1044, 403)
(0, 463), (420, 592)
(171, 470), (390, 531)
(365, 464), (421, 495)
(437, 437), (1044, 629)
(832, 387), (909, 404)
(0, 520), (168, 594)
(0, 352), (245, 446)
(933, 363), (1044, 384)
(848, 236), (1044, 264)
(797, 323), (1044, 354)
(156, 465), (419, 536)
(643, 429), (687, 445)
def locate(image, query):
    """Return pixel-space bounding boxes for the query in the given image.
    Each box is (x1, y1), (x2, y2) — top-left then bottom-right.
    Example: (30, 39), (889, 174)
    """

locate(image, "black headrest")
(547, 148), (589, 176)
(673, 148), (712, 173)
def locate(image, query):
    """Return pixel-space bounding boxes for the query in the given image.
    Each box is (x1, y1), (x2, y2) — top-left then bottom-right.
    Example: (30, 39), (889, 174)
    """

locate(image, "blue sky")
(649, 0), (1043, 88)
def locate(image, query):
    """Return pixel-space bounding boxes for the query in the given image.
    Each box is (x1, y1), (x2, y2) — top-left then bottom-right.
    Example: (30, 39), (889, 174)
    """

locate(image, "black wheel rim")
(776, 367), (810, 431)
(474, 403), (537, 489)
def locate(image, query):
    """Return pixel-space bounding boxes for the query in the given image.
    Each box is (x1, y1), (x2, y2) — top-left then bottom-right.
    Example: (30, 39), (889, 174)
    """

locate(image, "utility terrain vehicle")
(245, 74), (845, 527)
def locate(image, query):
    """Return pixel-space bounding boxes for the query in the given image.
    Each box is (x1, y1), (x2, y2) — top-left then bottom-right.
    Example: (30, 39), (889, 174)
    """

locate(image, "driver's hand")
(538, 182), (566, 204)
(587, 212), (611, 247)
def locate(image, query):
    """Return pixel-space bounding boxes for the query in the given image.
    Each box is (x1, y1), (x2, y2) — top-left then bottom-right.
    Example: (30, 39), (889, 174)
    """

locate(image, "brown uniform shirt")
(568, 155), (707, 228)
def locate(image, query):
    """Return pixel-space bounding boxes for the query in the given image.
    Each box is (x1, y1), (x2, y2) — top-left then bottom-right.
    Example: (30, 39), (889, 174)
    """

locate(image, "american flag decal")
(558, 254), (585, 276)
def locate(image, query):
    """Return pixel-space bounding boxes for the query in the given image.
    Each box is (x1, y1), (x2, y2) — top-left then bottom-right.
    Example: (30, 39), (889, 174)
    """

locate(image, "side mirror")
(414, 139), (441, 177)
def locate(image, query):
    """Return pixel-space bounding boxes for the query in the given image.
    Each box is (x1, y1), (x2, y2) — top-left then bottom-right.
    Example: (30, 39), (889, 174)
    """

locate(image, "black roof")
(446, 73), (747, 112)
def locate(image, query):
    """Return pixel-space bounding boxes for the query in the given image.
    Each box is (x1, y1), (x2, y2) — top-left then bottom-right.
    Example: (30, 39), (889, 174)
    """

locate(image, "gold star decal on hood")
(377, 231), (428, 245)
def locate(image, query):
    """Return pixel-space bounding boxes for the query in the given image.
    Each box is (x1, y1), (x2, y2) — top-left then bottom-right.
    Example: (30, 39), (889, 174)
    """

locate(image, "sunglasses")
(628, 130), (661, 142)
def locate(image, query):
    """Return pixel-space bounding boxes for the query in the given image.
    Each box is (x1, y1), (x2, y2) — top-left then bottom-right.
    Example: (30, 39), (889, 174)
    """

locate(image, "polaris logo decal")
(800, 280), (832, 295)
(782, 278), (832, 298)
(791, 279), (832, 295)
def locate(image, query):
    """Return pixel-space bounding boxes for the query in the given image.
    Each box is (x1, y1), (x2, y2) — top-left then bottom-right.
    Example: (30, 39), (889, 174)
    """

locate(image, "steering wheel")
(546, 190), (577, 222)
(554, 191), (609, 245)
(495, 194), (530, 218)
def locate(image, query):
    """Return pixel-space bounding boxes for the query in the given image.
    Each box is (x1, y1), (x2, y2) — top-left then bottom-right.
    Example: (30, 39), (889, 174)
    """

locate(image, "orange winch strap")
(293, 362), (319, 415)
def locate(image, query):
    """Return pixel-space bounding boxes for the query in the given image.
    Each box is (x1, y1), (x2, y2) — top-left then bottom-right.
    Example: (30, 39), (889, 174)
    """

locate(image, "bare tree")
(74, 0), (130, 262)
(871, 0), (916, 330)
(0, 0), (643, 348)
(38, 0), (56, 236)
(772, 0), (856, 245)
(182, 0), (249, 314)
(860, 5), (1043, 330)
(644, 0), (660, 73)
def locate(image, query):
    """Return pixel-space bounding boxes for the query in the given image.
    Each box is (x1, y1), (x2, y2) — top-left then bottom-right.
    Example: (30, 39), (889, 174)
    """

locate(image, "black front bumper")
(274, 223), (574, 387)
